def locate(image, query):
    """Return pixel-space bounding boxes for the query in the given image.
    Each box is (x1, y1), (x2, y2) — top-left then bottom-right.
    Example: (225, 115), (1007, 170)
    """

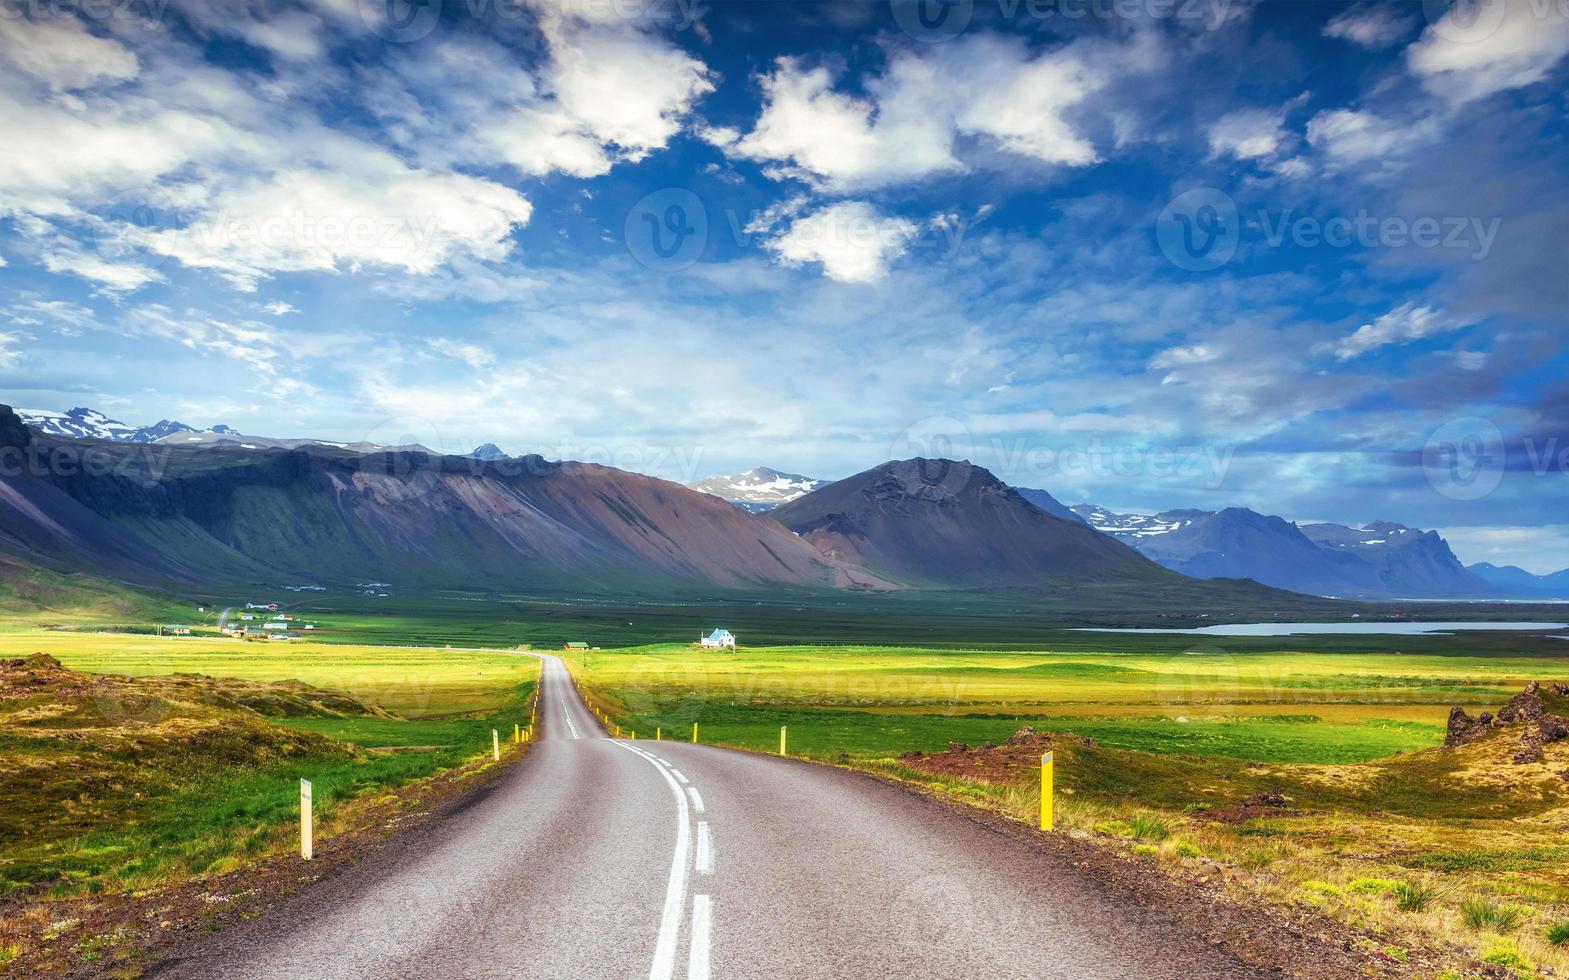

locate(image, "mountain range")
(690, 467), (828, 513)
(1074, 505), (1568, 600)
(5, 404), (1560, 603)
(0, 405), (1309, 611)
(18, 407), (238, 444)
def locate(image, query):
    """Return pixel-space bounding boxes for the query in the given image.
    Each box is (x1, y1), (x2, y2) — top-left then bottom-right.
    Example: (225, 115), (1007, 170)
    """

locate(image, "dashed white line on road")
(672, 769), (689, 784)
(688, 894), (712, 980)
(696, 822), (712, 875)
(614, 743), (691, 980)
(687, 787), (705, 813)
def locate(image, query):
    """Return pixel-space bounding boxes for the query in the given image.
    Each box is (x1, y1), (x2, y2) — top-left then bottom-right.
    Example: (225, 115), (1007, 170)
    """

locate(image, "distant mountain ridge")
(1469, 563), (1569, 599)
(1073, 504), (1496, 599)
(18, 407), (237, 444)
(691, 466), (828, 513)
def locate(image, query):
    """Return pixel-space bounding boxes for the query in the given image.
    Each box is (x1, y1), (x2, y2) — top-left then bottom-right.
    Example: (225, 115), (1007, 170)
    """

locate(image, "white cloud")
(261, 300), (298, 316)
(1207, 107), (1290, 161)
(542, 16), (714, 163)
(729, 56), (957, 191)
(730, 33), (1140, 192)
(120, 306), (286, 373)
(0, 329), (29, 370)
(373, 27), (712, 181)
(427, 337), (497, 369)
(764, 202), (918, 283)
(0, 86), (231, 216)
(0, 16), (138, 89)
(141, 167), (532, 290)
(1149, 344), (1219, 369)
(1305, 108), (1434, 166)
(0, 11), (701, 293)
(1334, 304), (1463, 359)
(1323, 5), (1413, 48)
(1407, 0), (1569, 104)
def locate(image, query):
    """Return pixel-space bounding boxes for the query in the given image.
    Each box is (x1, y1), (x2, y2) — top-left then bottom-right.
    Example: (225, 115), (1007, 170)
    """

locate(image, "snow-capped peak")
(690, 466), (828, 513)
(17, 406), (238, 444)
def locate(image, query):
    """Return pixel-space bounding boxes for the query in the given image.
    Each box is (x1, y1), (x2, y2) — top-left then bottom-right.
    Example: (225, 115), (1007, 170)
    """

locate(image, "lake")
(1075, 621), (1569, 637)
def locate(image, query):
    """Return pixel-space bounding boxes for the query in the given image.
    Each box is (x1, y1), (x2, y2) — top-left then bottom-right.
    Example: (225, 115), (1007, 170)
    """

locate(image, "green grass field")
(3, 632), (536, 717)
(0, 632), (539, 905)
(567, 643), (1553, 764)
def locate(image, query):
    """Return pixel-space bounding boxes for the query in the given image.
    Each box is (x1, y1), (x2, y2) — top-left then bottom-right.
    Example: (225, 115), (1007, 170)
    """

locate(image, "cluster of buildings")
(221, 601), (319, 640)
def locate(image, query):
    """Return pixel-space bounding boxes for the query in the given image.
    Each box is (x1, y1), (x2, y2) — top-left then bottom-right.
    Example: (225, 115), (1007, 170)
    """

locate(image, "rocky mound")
(1445, 680), (1569, 764)
(898, 725), (1100, 782)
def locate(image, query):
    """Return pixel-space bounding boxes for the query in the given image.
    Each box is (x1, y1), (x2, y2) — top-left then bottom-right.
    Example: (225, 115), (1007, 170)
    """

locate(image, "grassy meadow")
(0, 630), (538, 915)
(569, 642), (1569, 975)
(563, 643), (1548, 763)
(8, 585), (1569, 974)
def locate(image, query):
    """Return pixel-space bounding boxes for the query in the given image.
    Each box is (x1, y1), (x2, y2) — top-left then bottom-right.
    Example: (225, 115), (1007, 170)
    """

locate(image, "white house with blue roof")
(699, 628), (736, 648)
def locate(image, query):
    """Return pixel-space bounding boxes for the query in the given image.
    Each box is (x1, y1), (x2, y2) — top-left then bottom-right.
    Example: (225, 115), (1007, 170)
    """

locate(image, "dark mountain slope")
(0, 405), (880, 593)
(771, 459), (1184, 589)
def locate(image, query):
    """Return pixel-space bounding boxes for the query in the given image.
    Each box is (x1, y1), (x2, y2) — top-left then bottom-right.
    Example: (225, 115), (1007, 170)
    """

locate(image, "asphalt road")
(148, 656), (1265, 979)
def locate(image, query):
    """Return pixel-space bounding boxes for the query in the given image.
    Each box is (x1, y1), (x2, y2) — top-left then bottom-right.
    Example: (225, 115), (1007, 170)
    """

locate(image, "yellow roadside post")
(692, 722), (699, 743)
(656, 727), (662, 741)
(1040, 751), (1054, 831)
(780, 725), (787, 756)
(514, 723), (520, 744)
(299, 778), (313, 860)
(493, 729), (500, 762)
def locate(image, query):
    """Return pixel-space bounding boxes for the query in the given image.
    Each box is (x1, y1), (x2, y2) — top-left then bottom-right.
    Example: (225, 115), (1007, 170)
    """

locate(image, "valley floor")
(4, 602), (1569, 977)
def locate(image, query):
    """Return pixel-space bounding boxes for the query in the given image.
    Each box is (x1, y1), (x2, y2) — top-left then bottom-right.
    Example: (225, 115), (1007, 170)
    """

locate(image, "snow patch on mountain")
(690, 466), (828, 513)
(17, 407), (238, 444)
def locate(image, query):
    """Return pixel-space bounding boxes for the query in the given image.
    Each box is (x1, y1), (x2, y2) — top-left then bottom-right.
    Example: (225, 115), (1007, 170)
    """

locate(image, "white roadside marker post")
(300, 778), (313, 860)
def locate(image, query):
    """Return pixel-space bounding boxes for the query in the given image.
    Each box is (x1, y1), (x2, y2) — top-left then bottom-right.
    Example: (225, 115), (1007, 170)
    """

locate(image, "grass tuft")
(1128, 813), (1170, 842)
(1545, 920), (1569, 946)
(1461, 896), (1527, 932)
(1392, 879), (1444, 912)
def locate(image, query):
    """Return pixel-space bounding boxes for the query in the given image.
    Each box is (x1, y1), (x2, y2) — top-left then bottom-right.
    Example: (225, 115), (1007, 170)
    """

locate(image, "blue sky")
(1, 0), (1567, 570)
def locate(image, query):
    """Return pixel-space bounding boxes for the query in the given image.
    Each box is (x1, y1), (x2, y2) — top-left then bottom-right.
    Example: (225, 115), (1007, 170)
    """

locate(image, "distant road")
(148, 656), (1264, 979)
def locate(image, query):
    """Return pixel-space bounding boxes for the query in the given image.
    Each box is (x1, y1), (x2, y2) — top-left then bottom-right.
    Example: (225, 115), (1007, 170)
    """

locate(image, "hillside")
(771, 458), (1194, 589)
(0, 405), (876, 594)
